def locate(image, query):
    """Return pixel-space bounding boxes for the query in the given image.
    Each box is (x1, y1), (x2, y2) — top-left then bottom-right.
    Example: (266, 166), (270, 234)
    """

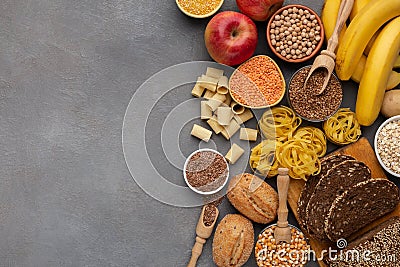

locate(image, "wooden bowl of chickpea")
(266, 4), (324, 63)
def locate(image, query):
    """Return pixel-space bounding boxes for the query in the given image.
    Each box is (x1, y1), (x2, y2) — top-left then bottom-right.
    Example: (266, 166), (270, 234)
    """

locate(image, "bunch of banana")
(322, 0), (400, 126)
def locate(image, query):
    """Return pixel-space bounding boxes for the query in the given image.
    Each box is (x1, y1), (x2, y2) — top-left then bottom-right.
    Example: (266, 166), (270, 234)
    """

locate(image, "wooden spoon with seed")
(187, 204), (219, 267)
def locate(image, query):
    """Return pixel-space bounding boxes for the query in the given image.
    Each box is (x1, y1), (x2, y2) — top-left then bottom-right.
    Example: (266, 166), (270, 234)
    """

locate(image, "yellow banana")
(395, 55), (400, 68)
(321, 0), (346, 42)
(335, 0), (400, 80)
(352, 55), (400, 90)
(350, 0), (373, 20)
(356, 16), (400, 126)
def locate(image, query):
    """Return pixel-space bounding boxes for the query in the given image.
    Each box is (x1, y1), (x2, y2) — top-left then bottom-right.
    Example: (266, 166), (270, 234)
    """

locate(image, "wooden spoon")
(303, 0), (354, 95)
(187, 204), (219, 267)
(274, 168), (291, 243)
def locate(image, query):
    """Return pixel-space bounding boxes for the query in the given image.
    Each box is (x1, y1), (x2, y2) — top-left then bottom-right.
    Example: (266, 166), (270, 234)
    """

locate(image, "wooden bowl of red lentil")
(229, 55), (286, 109)
(266, 4), (324, 63)
(176, 0), (224, 18)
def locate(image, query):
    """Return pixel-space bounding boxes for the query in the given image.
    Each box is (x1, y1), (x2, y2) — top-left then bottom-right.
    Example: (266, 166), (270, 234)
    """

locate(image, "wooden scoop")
(274, 168), (291, 243)
(303, 0), (354, 95)
(187, 205), (219, 267)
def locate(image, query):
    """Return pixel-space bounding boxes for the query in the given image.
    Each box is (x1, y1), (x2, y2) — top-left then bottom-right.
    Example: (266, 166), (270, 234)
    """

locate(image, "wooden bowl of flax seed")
(229, 55), (286, 109)
(183, 149), (229, 195)
(176, 0), (224, 18)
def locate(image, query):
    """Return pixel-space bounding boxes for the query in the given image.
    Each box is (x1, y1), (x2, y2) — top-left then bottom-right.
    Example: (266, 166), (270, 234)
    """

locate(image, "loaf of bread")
(227, 173), (278, 224)
(212, 214), (254, 267)
(297, 154), (355, 232)
(325, 178), (400, 242)
(306, 160), (371, 240)
(326, 217), (400, 267)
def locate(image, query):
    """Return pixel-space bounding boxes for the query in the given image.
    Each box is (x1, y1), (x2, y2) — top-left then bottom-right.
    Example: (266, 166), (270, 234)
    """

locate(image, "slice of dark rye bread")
(325, 178), (400, 242)
(297, 155), (355, 231)
(306, 160), (371, 241)
(325, 216), (400, 267)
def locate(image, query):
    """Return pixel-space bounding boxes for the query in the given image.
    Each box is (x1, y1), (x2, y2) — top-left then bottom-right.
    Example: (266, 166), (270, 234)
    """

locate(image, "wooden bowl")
(266, 4), (324, 63)
(176, 0), (224, 19)
(228, 55), (286, 109)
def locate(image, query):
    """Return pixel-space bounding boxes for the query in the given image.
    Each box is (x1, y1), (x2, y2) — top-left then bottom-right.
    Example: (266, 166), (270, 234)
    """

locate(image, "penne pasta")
(231, 101), (245, 115)
(191, 83), (205, 98)
(207, 99), (224, 111)
(234, 109), (254, 124)
(225, 143), (245, 164)
(207, 116), (224, 134)
(223, 93), (232, 106)
(240, 128), (258, 141)
(201, 101), (213, 120)
(191, 124), (212, 142)
(216, 76), (229, 95)
(203, 90), (216, 99)
(198, 75), (218, 92)
(206, 67), (224, 79)
(217, 107), (234, 126)
(221, 119), (240, 140)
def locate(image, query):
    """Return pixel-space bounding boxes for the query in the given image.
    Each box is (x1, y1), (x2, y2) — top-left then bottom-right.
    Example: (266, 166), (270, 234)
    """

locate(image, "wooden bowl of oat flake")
(229, 55), (286, 109)
(374, 115), (400, 178)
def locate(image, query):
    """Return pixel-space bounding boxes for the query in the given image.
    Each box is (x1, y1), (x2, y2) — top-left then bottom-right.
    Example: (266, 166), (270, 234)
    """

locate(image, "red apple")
(236, 0), (284, 21)
(204, 11), (258, 66)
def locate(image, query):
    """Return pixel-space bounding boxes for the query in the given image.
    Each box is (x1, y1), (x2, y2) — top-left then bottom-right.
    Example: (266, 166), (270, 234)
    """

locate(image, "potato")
(381, 90), (400, 118)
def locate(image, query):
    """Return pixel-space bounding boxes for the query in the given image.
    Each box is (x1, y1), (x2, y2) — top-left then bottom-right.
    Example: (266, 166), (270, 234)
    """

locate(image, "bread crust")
(212, 214), (254, 267)
(227, 173), (278, 224)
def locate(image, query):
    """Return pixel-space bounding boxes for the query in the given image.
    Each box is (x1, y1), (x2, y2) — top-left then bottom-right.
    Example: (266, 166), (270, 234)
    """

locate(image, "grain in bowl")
(183, 149), (229, 194)
(229, 55), (285, 109)
(255, 225), (310, 267)
(375, 115), (400, 177)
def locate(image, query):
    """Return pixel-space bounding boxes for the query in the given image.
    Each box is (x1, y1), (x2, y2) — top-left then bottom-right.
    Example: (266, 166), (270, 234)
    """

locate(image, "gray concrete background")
(0, 0), (397, 266)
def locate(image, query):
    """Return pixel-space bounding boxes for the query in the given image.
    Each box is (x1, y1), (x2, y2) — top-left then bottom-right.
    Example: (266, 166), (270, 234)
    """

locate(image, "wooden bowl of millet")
(176, 0), (224, 18)
(266, 4), (324, 63)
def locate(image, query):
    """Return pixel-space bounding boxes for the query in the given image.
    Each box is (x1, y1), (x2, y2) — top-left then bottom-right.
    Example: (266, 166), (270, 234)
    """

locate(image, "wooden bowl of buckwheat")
(266, 4), (324, 63)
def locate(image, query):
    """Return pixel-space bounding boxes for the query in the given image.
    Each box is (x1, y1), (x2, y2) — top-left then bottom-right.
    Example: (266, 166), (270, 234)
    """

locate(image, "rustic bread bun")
(212, 214), (254, 267)
(227, 173), (278, 224)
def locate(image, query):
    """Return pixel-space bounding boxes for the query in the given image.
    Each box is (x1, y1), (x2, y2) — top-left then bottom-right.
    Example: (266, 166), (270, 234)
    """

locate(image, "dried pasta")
(275, 139), (321, 180)
(323, 108), (361, 145)
(293, 127), (327, 157)
(225, 143), (244, 164)
(259, 106), (302, 142)
(249, 140), (282, 177)
(191, 124), (212, 142)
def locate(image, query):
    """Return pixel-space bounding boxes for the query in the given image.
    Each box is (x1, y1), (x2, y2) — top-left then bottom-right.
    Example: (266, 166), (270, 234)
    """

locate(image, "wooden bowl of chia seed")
(183, 148), (229, 195)
(287, 65), (343, 122)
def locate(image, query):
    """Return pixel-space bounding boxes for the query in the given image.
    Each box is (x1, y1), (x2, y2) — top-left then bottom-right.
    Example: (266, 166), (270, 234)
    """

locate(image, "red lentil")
(230, 56), (285, 107)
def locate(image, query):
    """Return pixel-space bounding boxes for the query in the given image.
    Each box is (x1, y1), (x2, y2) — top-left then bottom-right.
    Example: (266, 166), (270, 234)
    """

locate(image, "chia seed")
(185, 151), (228, 192)
(288, 66), (343, 121)
(202, 204), (217, 227)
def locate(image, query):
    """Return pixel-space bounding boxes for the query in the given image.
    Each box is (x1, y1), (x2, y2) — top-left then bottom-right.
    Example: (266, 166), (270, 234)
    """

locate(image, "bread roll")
(227, 173), (278, 224)
(212, 214), (254, 267)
